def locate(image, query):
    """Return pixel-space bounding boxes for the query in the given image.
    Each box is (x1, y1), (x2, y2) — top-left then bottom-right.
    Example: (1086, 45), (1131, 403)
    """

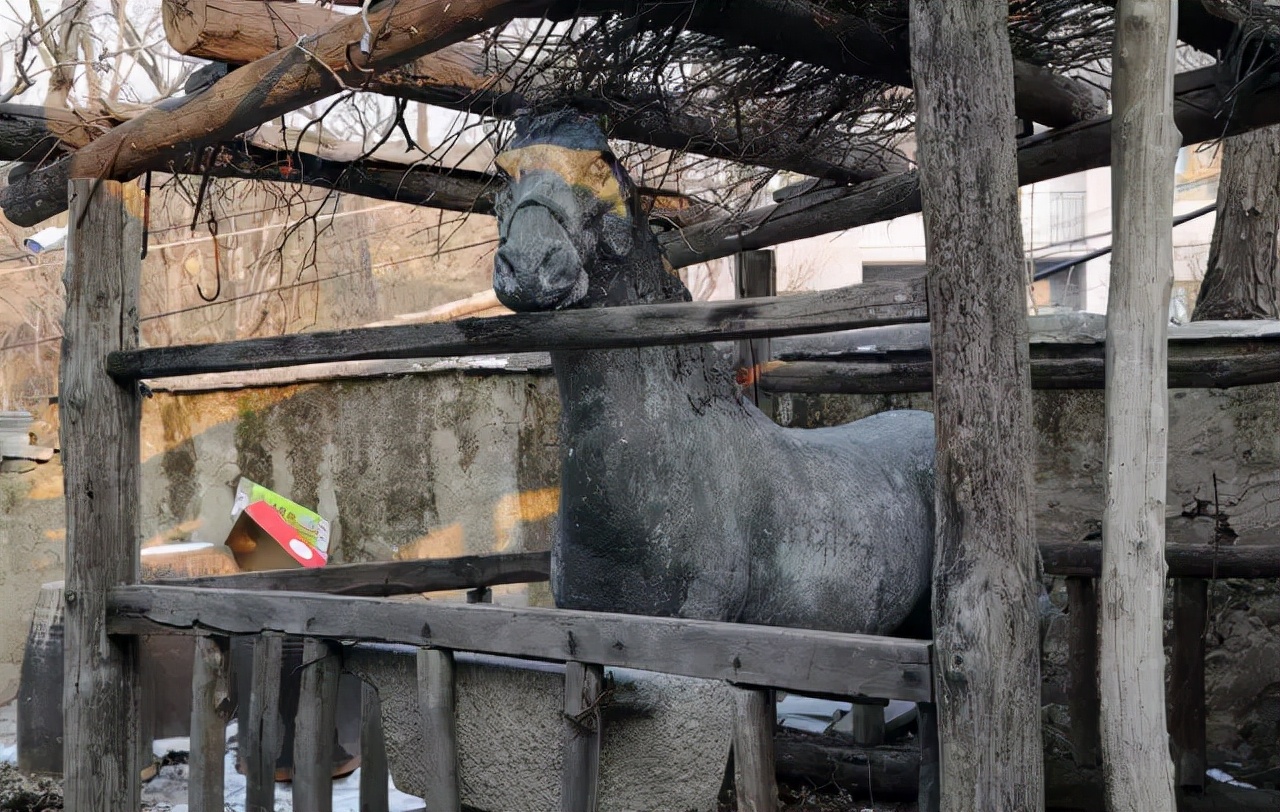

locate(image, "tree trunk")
(1192, 126), (1280, 320)
(1100, 2), (1180, 810)
(909, 2), (1043, 810)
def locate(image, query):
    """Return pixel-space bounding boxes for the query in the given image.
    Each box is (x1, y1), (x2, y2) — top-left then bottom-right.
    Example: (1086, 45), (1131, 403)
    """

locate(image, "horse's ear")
(600, 213), (634, 257)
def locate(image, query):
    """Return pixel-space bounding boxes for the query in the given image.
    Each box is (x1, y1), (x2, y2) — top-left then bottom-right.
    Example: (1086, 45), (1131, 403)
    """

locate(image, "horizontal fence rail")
(155, 550), (550, 597)
(760, 338), (1280, 393)
(106, 278), (928, 380)
(107, 585), (933, 701)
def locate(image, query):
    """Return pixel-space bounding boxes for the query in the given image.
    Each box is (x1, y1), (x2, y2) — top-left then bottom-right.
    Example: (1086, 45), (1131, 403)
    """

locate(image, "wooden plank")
(293, 639), (342, 812)
(60, 178), (144, 812)
(759, 338), (1280, 393)
(106, 278), (928, 380)
(107, 586), (934, 701)
(731, 688), (778, 812)
(1170, 578), (1208, 790)
(157, 551), (551, 596)
(359, 682), (390, 812)
(417, 648), (460, 812)
(244, 633), (285, 812)
(1065, 577), (1100, 767)
(189, 636), (232, 812)
(1041, 540), (1280, 579)
(561, 662), (603, 812)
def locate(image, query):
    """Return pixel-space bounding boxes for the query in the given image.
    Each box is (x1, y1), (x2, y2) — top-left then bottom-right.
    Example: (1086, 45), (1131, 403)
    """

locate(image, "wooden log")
(773, 731), (918, 798)
(0, 103), (102, 161)
(1044, 540), (1280, 578)
(60, 178), (145, 812)
(293, 638), (342, 812)
(107, 586), (935, 701)
(156, 550), (551, 596)
(1065, 578), (1100, 767)
(161, 0), (512, 111)
(758, 337), (1280, 393)
(561, 662), (603, 812)
(661, 64), (1280, 268)
(731, 688), (778, 812)
(0, 0), (549, 229)
(417, 648), (460, 812)
(244, 632), (285, 812)
(105, 277), (927, 380)
(1099, 1), (1180, 807)
(189, 636), (233, 812)
(359, 682), (390, 812)
(911, 1), (1043, 808)
(160, 0), (906, 185)
(1170, 578), (1208, 790)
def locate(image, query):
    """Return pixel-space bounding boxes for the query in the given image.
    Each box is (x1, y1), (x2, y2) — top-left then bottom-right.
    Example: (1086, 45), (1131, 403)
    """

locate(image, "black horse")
(494, 111), (935, 635)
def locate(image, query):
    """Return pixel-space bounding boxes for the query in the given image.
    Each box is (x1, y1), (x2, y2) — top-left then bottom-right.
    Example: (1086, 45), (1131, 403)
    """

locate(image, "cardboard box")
(225, 501), (328, 570)
(226, 478), (331, 571)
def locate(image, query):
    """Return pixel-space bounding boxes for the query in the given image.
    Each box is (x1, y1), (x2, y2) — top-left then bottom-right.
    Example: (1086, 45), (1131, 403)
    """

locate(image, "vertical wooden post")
(1065, 577), (1101, 767)
(360, 682), (391, 812)
(733, 250), (777, 411)
(731, 687), (778, 812)
(189, 635), (233, 812)
(1170, 578), (1208, 789)
(61, 178), (144, 812)
(917, 701), (940, 812)
(1100, 1), (1180, 809)
(909, 2), (1043, 809)
(561, 661), (603, 812)
(418, 647), (460, 812)
(245, 632), (285, 812)
(294, 638), (342, 812)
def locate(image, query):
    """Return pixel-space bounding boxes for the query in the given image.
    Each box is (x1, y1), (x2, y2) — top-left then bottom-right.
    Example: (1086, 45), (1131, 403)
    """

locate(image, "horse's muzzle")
(494, 202), (588, 311)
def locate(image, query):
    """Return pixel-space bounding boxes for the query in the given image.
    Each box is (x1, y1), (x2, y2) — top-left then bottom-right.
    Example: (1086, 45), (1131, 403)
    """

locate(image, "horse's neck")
(551, 342), (742, 427)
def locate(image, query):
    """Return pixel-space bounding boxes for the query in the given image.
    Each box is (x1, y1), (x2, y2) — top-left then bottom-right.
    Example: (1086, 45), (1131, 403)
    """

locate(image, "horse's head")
(492, 111), (684, 312)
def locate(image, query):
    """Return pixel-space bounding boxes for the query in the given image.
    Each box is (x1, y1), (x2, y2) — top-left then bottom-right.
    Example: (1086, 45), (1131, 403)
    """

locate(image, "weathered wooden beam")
(359, 683), (391, 812)
(0, 104), (103, 161)
(160, 0), (907, 185)
(0, 0), (548, 228)
(293, 638), (342, 812)
(1041, 540), (1280, 579)
(107, 585), (934, 701)
(244, 632), (285, 812)
(106, 277), (927, 380)
(1169, 578), (1208, 790)
(911, 2), (1042, 809)
(417, 648), (461, 812)
(759, 336), (1280, 393)
(731, 688), (778, 812)
(662, 64), (1280, 268)
(1099, 1), (1180, 805)
(561, 661), (603, 812)
(156, 550), (551, 596)
(189, 636), (232, 812)
(1065, 578), (1100, 768)
(60, 178), (145, 812)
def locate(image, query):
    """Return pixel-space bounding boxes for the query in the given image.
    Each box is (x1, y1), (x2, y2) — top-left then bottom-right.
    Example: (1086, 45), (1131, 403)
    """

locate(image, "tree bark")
(1100, 2), (1180, 810)
(1192, 126), (1280, 320)
(909, 2), (1043, 810)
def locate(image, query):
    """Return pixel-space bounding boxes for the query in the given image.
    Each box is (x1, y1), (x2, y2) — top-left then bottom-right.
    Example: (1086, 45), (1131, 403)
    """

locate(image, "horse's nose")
(493, 204), (587, 311)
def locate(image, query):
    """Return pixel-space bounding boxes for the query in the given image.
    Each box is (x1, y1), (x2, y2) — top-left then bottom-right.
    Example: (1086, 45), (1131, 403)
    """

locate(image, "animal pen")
(14, 0), (1280, 811)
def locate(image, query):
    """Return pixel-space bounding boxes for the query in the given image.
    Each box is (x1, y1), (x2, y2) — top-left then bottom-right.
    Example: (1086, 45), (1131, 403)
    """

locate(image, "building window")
(1048, 191), (1087, 245)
